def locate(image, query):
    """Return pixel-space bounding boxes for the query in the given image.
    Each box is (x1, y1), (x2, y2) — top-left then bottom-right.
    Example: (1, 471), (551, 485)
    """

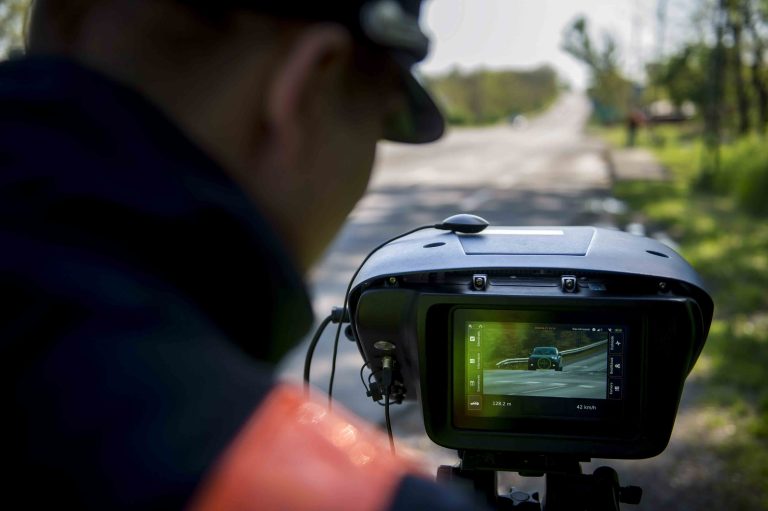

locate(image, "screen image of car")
(465, 322), (619, 401)
(528, 346), (563, 371)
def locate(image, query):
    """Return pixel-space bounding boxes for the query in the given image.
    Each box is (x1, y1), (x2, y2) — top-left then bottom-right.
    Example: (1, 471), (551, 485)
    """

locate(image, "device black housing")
(348, 227), (713, 460)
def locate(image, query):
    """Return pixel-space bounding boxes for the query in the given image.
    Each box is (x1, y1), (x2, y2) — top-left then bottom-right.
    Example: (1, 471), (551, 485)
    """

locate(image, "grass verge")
(595, 123), (768, 509)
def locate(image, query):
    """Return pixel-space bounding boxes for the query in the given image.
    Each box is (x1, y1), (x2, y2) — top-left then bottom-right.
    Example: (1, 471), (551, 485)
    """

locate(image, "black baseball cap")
(356, 0), (445, 143)
(183, 0), (445, 143)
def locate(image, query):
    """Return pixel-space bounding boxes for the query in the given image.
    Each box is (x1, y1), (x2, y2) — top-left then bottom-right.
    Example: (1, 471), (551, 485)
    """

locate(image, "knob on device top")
(435, 214), (489, 234)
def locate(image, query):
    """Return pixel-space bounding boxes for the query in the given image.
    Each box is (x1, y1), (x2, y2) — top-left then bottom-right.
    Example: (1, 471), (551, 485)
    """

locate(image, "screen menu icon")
(608, 379), (623, 399)
(607, 330), (625, 399)
(609, 356), (623, 377)
(467, 324), (483, 398)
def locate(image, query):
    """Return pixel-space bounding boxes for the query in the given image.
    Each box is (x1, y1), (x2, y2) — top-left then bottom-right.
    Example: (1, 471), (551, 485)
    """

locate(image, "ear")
(265, 24), (353, 168)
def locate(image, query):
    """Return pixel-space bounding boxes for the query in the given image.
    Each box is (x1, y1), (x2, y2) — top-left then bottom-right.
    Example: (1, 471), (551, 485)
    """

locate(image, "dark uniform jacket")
(0, 57), (479, 510)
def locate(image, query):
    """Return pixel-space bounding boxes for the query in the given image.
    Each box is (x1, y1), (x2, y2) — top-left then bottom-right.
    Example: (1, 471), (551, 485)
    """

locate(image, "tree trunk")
(702, 0), (728, 188)
(745, 1), (768, 133)
(729, 5), (751, 135)
(750, 50), (768, 134)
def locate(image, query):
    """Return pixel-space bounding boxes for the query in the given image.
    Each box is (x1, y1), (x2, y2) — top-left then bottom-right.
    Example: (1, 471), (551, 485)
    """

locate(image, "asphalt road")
(483, 352), (607, 399)
(276, 91), (614, 463)
(564, 350), (609, 372)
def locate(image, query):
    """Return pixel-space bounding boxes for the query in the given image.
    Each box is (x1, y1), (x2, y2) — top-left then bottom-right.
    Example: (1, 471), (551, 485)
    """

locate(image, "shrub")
(715, 136), (768, 215)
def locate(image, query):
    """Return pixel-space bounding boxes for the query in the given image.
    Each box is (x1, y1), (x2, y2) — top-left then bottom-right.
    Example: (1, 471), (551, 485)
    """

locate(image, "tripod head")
(437, 451), (642, 511)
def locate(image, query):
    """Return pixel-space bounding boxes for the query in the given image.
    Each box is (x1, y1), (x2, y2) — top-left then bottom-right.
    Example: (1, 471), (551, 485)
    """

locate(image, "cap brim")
(383, 67), (445, 144)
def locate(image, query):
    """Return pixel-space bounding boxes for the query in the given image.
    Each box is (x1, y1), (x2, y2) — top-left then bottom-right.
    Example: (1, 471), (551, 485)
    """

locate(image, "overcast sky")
(418, 0), (698, 89)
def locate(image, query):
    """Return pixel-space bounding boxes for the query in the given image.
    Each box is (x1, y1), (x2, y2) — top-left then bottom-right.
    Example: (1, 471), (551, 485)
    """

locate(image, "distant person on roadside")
(1, 0), (486, 509)
(626, 107), (646, 147)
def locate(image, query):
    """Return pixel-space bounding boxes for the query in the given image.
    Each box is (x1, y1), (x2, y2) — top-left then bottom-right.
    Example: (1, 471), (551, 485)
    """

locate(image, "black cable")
(303, 314), (333, 392)
(363, 364), (388, 406)
(384, 389), (395, 455)
(359, 361), (371, 394)
(365, 370), (390, 407)
(327, 224), (438, 409)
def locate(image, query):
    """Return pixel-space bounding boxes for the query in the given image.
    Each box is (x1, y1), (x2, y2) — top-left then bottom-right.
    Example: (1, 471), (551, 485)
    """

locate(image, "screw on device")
(561, 275), (578, 293)
(472, 274), (488, 291)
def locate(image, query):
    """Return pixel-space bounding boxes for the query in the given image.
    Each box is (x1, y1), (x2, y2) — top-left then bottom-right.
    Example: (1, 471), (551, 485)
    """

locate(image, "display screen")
(454, 310), (627, 421)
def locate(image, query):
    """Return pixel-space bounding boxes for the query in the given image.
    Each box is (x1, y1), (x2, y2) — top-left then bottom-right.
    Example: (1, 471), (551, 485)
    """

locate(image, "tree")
(425, 66), (559, 125)
(647, 44), (710, 110)
(562, 16), (633, 124)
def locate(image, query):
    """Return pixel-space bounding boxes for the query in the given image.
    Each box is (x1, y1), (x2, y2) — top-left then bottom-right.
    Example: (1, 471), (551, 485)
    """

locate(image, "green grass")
(715, 135), (768, 215)
(596, 123), (768, 508)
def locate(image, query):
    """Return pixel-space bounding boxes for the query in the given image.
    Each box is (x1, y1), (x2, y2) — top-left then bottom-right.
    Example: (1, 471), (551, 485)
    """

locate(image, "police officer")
(1, 0), (483, 509)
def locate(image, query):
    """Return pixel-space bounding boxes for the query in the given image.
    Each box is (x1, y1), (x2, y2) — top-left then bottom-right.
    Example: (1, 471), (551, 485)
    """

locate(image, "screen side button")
(467, 395), (482, 411)
(609, 355), (623, 377)
(608, 379), (623, 399)
(609, 332), (624, 354)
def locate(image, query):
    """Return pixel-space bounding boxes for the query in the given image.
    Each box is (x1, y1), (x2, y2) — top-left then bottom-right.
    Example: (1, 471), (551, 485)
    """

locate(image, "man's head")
(27, 0), (443, 270)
